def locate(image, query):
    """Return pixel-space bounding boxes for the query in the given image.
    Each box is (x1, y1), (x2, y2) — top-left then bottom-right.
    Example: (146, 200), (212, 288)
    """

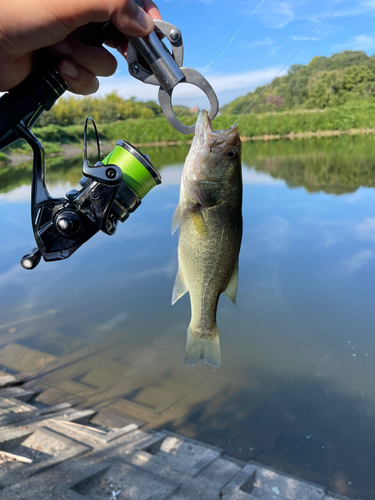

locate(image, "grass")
(3, 103), (375, 161)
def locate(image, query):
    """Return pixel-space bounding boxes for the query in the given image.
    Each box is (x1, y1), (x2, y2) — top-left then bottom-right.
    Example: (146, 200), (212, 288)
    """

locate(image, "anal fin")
(223, 260), (239, 306)
(172, 267), (188, 305)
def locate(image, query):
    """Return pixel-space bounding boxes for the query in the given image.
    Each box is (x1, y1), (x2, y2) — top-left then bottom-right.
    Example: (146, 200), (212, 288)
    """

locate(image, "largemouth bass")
(172, 110), (242, 368)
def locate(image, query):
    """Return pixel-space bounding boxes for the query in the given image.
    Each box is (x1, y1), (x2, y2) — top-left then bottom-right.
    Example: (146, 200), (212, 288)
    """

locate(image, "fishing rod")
(0, 5), (219, 270)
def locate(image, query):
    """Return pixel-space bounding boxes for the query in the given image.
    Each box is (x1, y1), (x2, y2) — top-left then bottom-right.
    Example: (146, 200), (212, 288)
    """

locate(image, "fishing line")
(202, 0), (266, 74)
(232, 0), (346, 126)
(102, 140), (160, 199)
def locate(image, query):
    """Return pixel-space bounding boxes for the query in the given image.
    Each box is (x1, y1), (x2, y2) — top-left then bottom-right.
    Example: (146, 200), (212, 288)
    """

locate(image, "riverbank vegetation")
(3, 50), (375, 163)
(31, 103), (375, 143)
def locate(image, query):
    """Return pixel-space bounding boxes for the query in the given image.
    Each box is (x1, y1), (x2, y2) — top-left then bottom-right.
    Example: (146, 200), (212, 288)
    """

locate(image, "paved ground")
(0, 315), (369, 499)
(0, 375), (353, 500)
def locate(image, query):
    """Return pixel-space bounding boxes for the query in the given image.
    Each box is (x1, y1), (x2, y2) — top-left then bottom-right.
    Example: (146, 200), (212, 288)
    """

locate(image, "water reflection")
(1, 135), (375, 499)
(2, 135), (375, 195)
(244, 135), (375, 194)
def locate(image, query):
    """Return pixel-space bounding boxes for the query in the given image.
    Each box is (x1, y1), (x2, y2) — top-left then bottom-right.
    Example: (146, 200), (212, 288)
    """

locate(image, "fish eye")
(226, 149), (237, 159)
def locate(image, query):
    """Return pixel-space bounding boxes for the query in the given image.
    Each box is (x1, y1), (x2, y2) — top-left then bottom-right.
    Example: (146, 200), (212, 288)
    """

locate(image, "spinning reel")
(19, 118), (160, 270)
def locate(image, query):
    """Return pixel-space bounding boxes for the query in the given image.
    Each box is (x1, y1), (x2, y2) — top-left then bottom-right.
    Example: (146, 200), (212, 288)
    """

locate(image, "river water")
(1, 134), (375, 499)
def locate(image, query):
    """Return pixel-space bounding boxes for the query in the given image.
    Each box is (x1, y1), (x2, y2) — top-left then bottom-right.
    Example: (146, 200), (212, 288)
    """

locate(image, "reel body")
(20, 119), (161, 270)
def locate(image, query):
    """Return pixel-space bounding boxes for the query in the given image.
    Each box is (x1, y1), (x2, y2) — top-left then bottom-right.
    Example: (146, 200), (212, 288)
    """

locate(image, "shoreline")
(2, 127), (375, 167)
(241, 127), (375, 141)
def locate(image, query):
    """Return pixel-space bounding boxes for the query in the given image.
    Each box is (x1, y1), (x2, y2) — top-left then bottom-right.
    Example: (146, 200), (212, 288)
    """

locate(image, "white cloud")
(126, 257), (177, 281)
(291, 36), (319, 41)
(340, 249), (374, 274)
(0, 182), (78, 203)
(253, 215), (291, 252)
(245, 37), (274, 49)
(242, 167), (284, 185)
(349, 34), (375, 51)
(333, 34), (375, 52)
(354, 217), (375, 241)
(155, 165), (284, 186)
(315, 230), (343, 250)
(0, 185), (30, 203)
(258, 1), (295, 29)
(97, 66), (286, 108)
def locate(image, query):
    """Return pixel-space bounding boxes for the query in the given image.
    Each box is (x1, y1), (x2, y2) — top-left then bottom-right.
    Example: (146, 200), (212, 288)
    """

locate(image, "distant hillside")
(221, 51), (375, 115)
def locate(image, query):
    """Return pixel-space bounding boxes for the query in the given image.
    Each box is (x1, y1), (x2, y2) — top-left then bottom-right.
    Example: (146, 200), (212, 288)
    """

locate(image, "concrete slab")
(52, 409), (97, 424)
(195, 456), (242, 488)
(0, 426), (91, 486)
(0, 402), (73, 426)
(119, 449), (222, 500)
(45, 418), (139, 448)
(90, 408), (142, 429)
(35, 387), (83, 406)
(0, 396), (36, 414)
(166, 481), (221, 500)
(0, 381), (355, 500)
(55, 379), (96, 398)
(0, 344), (57, 373)
(0, 387), (38, 402)
(148, 435), (221, 477)
(70, 461), (178, 499)
(251, 463), (326, 500)
(221, 463), (327, 500)
(131, 385), (185, 414)
(0, 374), (27, 388)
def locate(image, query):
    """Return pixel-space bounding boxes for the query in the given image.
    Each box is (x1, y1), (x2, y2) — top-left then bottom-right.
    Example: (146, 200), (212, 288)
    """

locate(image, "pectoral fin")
(189, 207), (208, 237)
(172, 267), (188, 305)
(223, 261), (239, 305)
(171, 204), (181, 235)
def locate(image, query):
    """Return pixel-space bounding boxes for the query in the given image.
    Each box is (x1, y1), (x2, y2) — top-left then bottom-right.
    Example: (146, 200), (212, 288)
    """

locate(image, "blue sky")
(97, 0), (375, 108)
(97, 0), (375, 109)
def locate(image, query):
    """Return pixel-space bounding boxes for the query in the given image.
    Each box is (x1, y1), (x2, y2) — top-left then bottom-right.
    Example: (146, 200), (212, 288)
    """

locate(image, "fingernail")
(61, 61), (78, 79)
(136, 8), (154, 31)
(51, 40), (72, 56)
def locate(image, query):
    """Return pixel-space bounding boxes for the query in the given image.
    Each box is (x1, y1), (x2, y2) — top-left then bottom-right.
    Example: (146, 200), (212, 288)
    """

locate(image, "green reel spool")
(102, 140), (161, 199)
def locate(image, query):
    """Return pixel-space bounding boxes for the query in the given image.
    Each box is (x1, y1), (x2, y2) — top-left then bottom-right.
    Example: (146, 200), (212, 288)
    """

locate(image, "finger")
(114, 0), (162, 59)
(0, 54), (32, 91)
(57, 60), (99, 95)
(142, 0), (163, 20)
(51, 38), (117, 77)
(54, 0), (157, 37)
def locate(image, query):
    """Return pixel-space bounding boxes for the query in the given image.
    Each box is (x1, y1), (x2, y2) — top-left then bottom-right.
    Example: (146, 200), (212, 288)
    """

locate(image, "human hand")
(0, 0), (161, 95)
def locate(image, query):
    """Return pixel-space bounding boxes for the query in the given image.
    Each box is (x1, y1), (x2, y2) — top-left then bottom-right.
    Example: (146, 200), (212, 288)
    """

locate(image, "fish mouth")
(194, 110), (239, 151)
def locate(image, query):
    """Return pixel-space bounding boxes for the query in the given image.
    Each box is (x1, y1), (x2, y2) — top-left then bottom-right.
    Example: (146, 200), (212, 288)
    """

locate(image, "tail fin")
(184, 325), (221, 368)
